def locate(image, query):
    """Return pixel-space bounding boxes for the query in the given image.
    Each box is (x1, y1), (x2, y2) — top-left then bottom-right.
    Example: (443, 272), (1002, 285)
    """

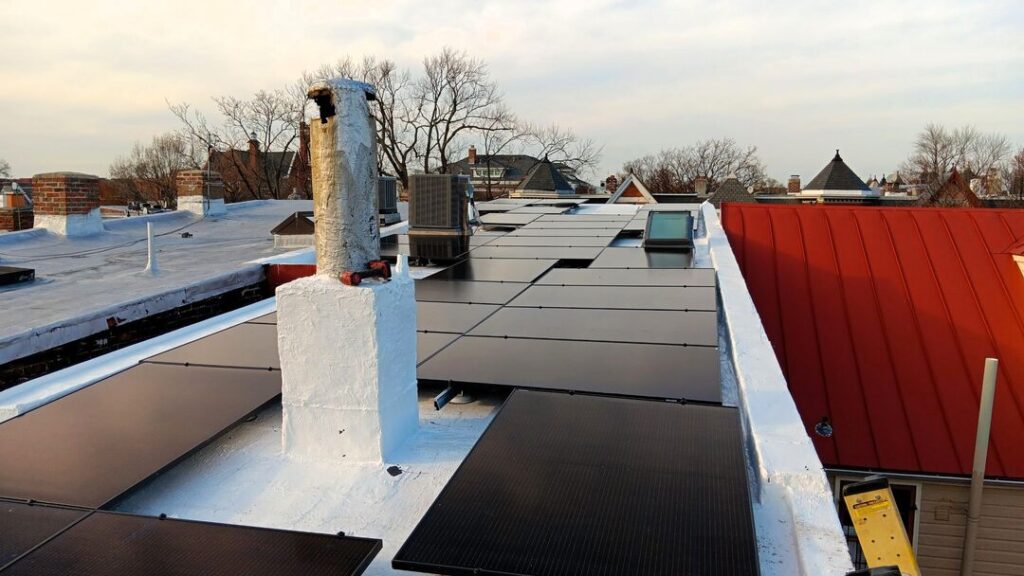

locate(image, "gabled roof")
(516, 158), (574, 194)
(270, 211), (314, 235)
(607, 174), (656, 204)
(707, 176), (756, 207)
(917, 167), (982, 208)
(803, 150), (872, 193)
(723, 204), (1024, 480)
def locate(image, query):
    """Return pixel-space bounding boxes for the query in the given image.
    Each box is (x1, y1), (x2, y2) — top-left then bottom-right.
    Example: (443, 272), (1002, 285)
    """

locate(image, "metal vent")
(409, 175), (468, 232)
(378, 177), (398, 214)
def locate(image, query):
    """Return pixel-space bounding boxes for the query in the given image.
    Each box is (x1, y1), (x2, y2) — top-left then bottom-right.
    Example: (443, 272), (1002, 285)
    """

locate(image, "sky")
(1, 0), (1022, 183)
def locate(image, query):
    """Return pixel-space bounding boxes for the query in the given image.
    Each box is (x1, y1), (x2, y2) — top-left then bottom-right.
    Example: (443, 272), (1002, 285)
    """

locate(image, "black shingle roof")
(707, 177), (756, 207)
(517, 158), (574, 193)
(804, 151), (870, 192)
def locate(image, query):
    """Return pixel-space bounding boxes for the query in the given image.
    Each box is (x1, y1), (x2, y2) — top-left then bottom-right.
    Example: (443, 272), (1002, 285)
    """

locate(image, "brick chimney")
(605, 174), (619, 194)
(0, 183), (33, 232)
(248, 132), (261, 171)
(788, 175), (801, 194)
(31, 172), (103, 236)
(176, 169), (227, 217)
(468, 145), (477, 165)
(694, 177), (709, 197)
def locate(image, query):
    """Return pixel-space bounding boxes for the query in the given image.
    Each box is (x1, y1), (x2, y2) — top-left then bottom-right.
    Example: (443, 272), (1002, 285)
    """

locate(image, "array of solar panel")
(414, 279), (530, 304)
(144, 322), (280, 370)
(429, 258), (557, 282)
(589, 246), (695, 268)
(521, 221), (626, 229)
(535, 267), (717, 286)
(0, 511), (380, 576)
(507, 284), (717, 311)
(536, 214), (632, 222)
(505, 206), (570, 214)
(393, 390), (758, 576)
(0, 363), (281, 508)
(507, 227), (619, 237)
(486, 235), (612, 247)
(479, 213), (541, 227)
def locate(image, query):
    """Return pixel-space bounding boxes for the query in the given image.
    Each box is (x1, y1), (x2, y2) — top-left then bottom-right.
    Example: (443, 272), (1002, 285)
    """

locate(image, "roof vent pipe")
(960, 358), (999, 576)
(144, 223), (159, 274)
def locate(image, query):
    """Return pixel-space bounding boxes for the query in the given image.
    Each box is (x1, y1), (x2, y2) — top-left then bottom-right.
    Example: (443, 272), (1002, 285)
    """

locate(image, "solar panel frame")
(0, 363), (281, 508)
(1, 511), (381, 576)
(507, 284), (717, 311)
(417, 335), (721, 403)
(393, 390), (757, 576)
(144, 322), (280, 370)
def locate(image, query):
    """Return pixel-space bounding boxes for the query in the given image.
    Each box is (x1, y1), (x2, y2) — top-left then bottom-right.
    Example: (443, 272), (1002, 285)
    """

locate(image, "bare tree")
(0, 158), (10, 178)
(109, 133), (192, 206)
(170, 88), (302, 201)
(522, 123), (602, 176)
(1009, 147), (1024, 199)
(902, 124), (1012, 195)
(621, 139), (766, 193)
(477, 108), (524, 199)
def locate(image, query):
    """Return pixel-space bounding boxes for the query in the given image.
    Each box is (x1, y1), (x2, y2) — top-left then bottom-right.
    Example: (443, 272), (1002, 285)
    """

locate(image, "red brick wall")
(176, 170), (225, 201)
(0, 208), (34, 231)
(32, 173), (100, 216)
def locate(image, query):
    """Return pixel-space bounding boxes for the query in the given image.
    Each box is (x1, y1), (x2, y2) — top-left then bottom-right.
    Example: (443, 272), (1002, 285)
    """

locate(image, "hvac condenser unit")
(408, 174), (471, 236)
(378, 176), (401, 225)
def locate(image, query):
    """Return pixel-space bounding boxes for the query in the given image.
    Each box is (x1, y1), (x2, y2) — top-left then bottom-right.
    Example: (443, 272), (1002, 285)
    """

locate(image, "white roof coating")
(3, 202), (853, 575)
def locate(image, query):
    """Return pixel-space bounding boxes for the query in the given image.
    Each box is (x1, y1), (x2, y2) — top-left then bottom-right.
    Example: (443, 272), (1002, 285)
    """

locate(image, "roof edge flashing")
(701, 203), (853, 575)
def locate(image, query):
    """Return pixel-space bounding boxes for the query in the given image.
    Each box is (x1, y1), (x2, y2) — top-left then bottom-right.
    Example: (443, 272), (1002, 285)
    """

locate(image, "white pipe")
(144, 222), (158, 274)
(960, 357), (999, 576)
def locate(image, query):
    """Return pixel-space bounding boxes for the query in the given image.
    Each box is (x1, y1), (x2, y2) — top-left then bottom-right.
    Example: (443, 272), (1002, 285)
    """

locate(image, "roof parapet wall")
(701, 202), (853, 575)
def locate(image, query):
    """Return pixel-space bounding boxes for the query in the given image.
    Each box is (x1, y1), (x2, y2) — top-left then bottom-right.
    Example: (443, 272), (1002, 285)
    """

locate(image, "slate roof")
(516, 158), (574, 194)
(723, 203), (1024, 479)
(803, 151), (871, 192)
(707, 177), (756, 207)
(448, 155), (569, 180)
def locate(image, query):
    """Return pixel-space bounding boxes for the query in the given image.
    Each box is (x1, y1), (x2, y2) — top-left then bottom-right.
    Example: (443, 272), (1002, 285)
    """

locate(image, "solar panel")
(521, 221), (625, 229)
(623, 219), (647, 231)
(508, 228), (619, 237)
(468, 307), (718, 346)
(486, 235), (612, 247)
(417, 302), (500, 334)
(479, 213), (541, 227)
(414, 280), (529, 304)
(508, 284), (717, 311)
(590, 247), (694, 268)
(0, 501), (86, 567)
(393, 390), (756, 576)
(536, 267), (717, 287)
(2, 512), (381, 576)
(0, 363), (281, 508)
(536, 214), (632, 222)
(144, 322), (279, 370)
(417, 332), (459, 366)
(468, 246), (604, 260)
(246, 312), (278, 325)
(430, 259), (556, 283)
(417, 335), (720, 402)
(506, 206), (569, 214)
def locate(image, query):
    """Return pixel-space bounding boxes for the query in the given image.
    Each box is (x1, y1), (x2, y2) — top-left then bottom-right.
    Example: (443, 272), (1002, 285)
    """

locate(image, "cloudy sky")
(1, 0), (1022, 182)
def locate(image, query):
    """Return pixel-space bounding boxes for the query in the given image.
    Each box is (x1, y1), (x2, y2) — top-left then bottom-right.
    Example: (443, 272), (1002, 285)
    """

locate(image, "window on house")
(836, 479), (918, 570)
(472, 168), (504, 178)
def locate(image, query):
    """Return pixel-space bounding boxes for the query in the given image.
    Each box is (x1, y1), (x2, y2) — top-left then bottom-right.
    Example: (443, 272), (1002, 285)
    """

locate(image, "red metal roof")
(722, 204), (1024, 479)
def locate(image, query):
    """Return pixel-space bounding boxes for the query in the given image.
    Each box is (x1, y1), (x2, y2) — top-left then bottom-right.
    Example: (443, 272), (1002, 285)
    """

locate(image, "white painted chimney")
(276, 78), (418, 463)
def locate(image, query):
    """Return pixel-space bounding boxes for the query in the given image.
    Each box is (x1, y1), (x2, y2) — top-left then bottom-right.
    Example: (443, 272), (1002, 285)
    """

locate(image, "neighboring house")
(918, 167), (982, 208)
(795, 150), (879, 204)
(724, 203), (1024, 574)
(607, 173), (656, 204)
(207, 123), (311, 202)
(706, 175), (757, 208)
(447, 146), (594, 199)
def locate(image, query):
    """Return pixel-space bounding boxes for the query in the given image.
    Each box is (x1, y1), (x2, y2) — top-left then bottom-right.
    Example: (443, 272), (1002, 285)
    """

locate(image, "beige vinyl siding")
(916, 482), (1024, 576)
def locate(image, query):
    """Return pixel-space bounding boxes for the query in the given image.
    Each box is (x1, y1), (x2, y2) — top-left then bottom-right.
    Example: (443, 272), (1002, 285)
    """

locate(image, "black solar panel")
(431, 259), (556, 283)
(508, 228), (619, 237)
(468, 246), (604, 260)
(417, 335), (721, 402)
(2, 512), (380, 576)
(522, 221), (625, 229)
(417, 332), (459, 366)
(394, 390), (757, 576)
(487, 235), (612, 247)
(414, 280), (529, 304)
(536, 214), (633, 222)
(507, 284), (717, 311)
(536, 267), (717, 287)
(0, 363), (281, 508)
(144, 322), (280, 370)
(479, 213), (540, 226)
(417, 302), (500, 334)
(589, 247), (694, 268)
(506, 206), (569, 214)
(468, 307), (718, 346)
(0, 501), (86, 568)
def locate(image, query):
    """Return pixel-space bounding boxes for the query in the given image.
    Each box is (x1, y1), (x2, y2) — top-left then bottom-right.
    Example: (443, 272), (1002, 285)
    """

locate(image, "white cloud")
(0, 0), (1021, 180)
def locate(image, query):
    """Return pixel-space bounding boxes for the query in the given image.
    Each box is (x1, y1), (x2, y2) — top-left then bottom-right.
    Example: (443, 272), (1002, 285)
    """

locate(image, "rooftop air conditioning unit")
(378, 176), (401, 225)
(408, 174), (470, 236)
